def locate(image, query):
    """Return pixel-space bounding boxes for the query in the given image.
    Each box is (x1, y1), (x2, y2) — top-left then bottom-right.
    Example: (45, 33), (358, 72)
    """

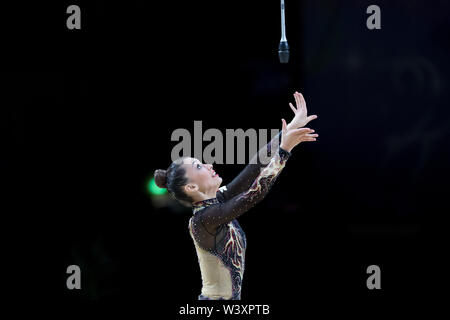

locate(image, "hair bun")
(154, 169), (168, 188)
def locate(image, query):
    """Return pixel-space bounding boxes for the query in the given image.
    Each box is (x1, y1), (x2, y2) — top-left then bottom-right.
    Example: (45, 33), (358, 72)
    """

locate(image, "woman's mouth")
(212, 170), (218, 177)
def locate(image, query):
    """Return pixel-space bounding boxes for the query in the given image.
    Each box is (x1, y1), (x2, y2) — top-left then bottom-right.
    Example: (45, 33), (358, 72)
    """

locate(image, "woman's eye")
(197, 164), (202, 169)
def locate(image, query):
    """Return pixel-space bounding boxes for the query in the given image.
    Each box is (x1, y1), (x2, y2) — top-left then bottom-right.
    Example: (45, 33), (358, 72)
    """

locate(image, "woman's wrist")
(278, 146), (291, 163)
(280, 142), (293, 153)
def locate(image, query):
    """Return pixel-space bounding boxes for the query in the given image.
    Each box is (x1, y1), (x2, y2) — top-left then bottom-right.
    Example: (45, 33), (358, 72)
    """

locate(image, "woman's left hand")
(286, 91), (318, 131)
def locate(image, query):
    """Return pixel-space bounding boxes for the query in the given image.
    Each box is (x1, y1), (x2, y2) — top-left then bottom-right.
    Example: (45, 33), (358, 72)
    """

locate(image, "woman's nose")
(206, 164), (213, 170)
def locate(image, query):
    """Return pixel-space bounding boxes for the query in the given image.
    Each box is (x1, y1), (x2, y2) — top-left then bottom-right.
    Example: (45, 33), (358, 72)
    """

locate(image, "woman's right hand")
(280, 118), (318, 152)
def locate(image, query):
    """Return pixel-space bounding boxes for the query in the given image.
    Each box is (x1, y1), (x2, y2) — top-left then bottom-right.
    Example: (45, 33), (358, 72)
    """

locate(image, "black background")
(2, 0), (449, 317)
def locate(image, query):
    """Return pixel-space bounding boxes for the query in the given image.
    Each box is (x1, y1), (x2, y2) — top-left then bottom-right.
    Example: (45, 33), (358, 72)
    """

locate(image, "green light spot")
(148, 177), (167, 195)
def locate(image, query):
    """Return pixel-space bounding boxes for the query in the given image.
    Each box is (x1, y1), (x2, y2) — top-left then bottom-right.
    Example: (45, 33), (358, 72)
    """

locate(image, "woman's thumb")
(281, 118), (286, 130)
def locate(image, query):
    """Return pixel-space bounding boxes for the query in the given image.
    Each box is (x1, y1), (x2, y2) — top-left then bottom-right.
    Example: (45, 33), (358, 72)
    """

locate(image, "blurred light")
(148, 177), (167, 195)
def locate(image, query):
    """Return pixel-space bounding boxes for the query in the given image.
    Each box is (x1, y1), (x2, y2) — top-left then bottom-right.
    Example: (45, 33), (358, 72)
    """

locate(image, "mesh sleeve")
(190, 147), (290, 250)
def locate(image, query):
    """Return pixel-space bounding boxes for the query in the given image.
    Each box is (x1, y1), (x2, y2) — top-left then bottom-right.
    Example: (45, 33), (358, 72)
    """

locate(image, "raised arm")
(223, 131), (282, 199)
(196, 147), (291, 230)
(223, 92), (317, 199)
(196, 113), (319, 230)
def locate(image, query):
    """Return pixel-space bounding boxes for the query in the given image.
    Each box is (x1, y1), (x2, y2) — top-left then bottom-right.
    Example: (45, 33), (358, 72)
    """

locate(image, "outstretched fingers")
(289, 102), (296, 114)
(294, 92), (301, 110)
(293, 127), (319, 141)
(298, 92), (307, 114)
(302, 132), (319, 141)
(292, 127), (314, 135)
(305, 114), (318, 124)
(281, 118), (287, 134)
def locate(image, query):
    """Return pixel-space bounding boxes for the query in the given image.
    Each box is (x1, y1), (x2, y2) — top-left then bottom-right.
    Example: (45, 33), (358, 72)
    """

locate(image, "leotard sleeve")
(221, 131), (282, 199)
(192, 147), (290, 238)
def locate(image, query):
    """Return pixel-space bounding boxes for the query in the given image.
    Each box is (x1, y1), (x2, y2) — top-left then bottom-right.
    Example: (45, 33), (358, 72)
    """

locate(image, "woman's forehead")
(181, 158), (201, 178)
(182, 157), (200, 165)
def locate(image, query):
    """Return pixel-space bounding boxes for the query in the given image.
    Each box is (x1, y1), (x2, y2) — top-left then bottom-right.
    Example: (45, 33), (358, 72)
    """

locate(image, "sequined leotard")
(188, 134), (290, 300)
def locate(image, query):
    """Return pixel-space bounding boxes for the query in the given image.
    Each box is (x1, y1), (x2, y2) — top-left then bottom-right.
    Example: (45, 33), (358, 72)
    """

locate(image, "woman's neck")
(192, 188), (218, 203)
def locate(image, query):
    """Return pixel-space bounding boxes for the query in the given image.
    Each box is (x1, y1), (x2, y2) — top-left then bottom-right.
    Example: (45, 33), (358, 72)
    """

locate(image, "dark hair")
(154, 158), (193, 205)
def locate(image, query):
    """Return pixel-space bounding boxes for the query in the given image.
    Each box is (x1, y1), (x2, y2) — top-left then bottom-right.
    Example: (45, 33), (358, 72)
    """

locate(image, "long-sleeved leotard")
(188, 134), (290, 300)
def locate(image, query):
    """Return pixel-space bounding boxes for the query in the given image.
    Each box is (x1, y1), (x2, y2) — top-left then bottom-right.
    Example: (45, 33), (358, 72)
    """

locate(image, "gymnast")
(154, 91), (318, 300)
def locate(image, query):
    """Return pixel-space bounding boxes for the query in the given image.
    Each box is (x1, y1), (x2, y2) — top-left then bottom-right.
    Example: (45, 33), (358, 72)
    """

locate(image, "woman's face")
(183, 157), (222, 195)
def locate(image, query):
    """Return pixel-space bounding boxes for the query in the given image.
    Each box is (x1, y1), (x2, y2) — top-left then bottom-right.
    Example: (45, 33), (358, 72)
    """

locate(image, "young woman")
(154, 91), (318, 300)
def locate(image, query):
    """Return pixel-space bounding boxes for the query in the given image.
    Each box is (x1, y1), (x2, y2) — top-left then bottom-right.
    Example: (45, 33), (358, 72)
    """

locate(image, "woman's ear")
(184, 183), (199, 194)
